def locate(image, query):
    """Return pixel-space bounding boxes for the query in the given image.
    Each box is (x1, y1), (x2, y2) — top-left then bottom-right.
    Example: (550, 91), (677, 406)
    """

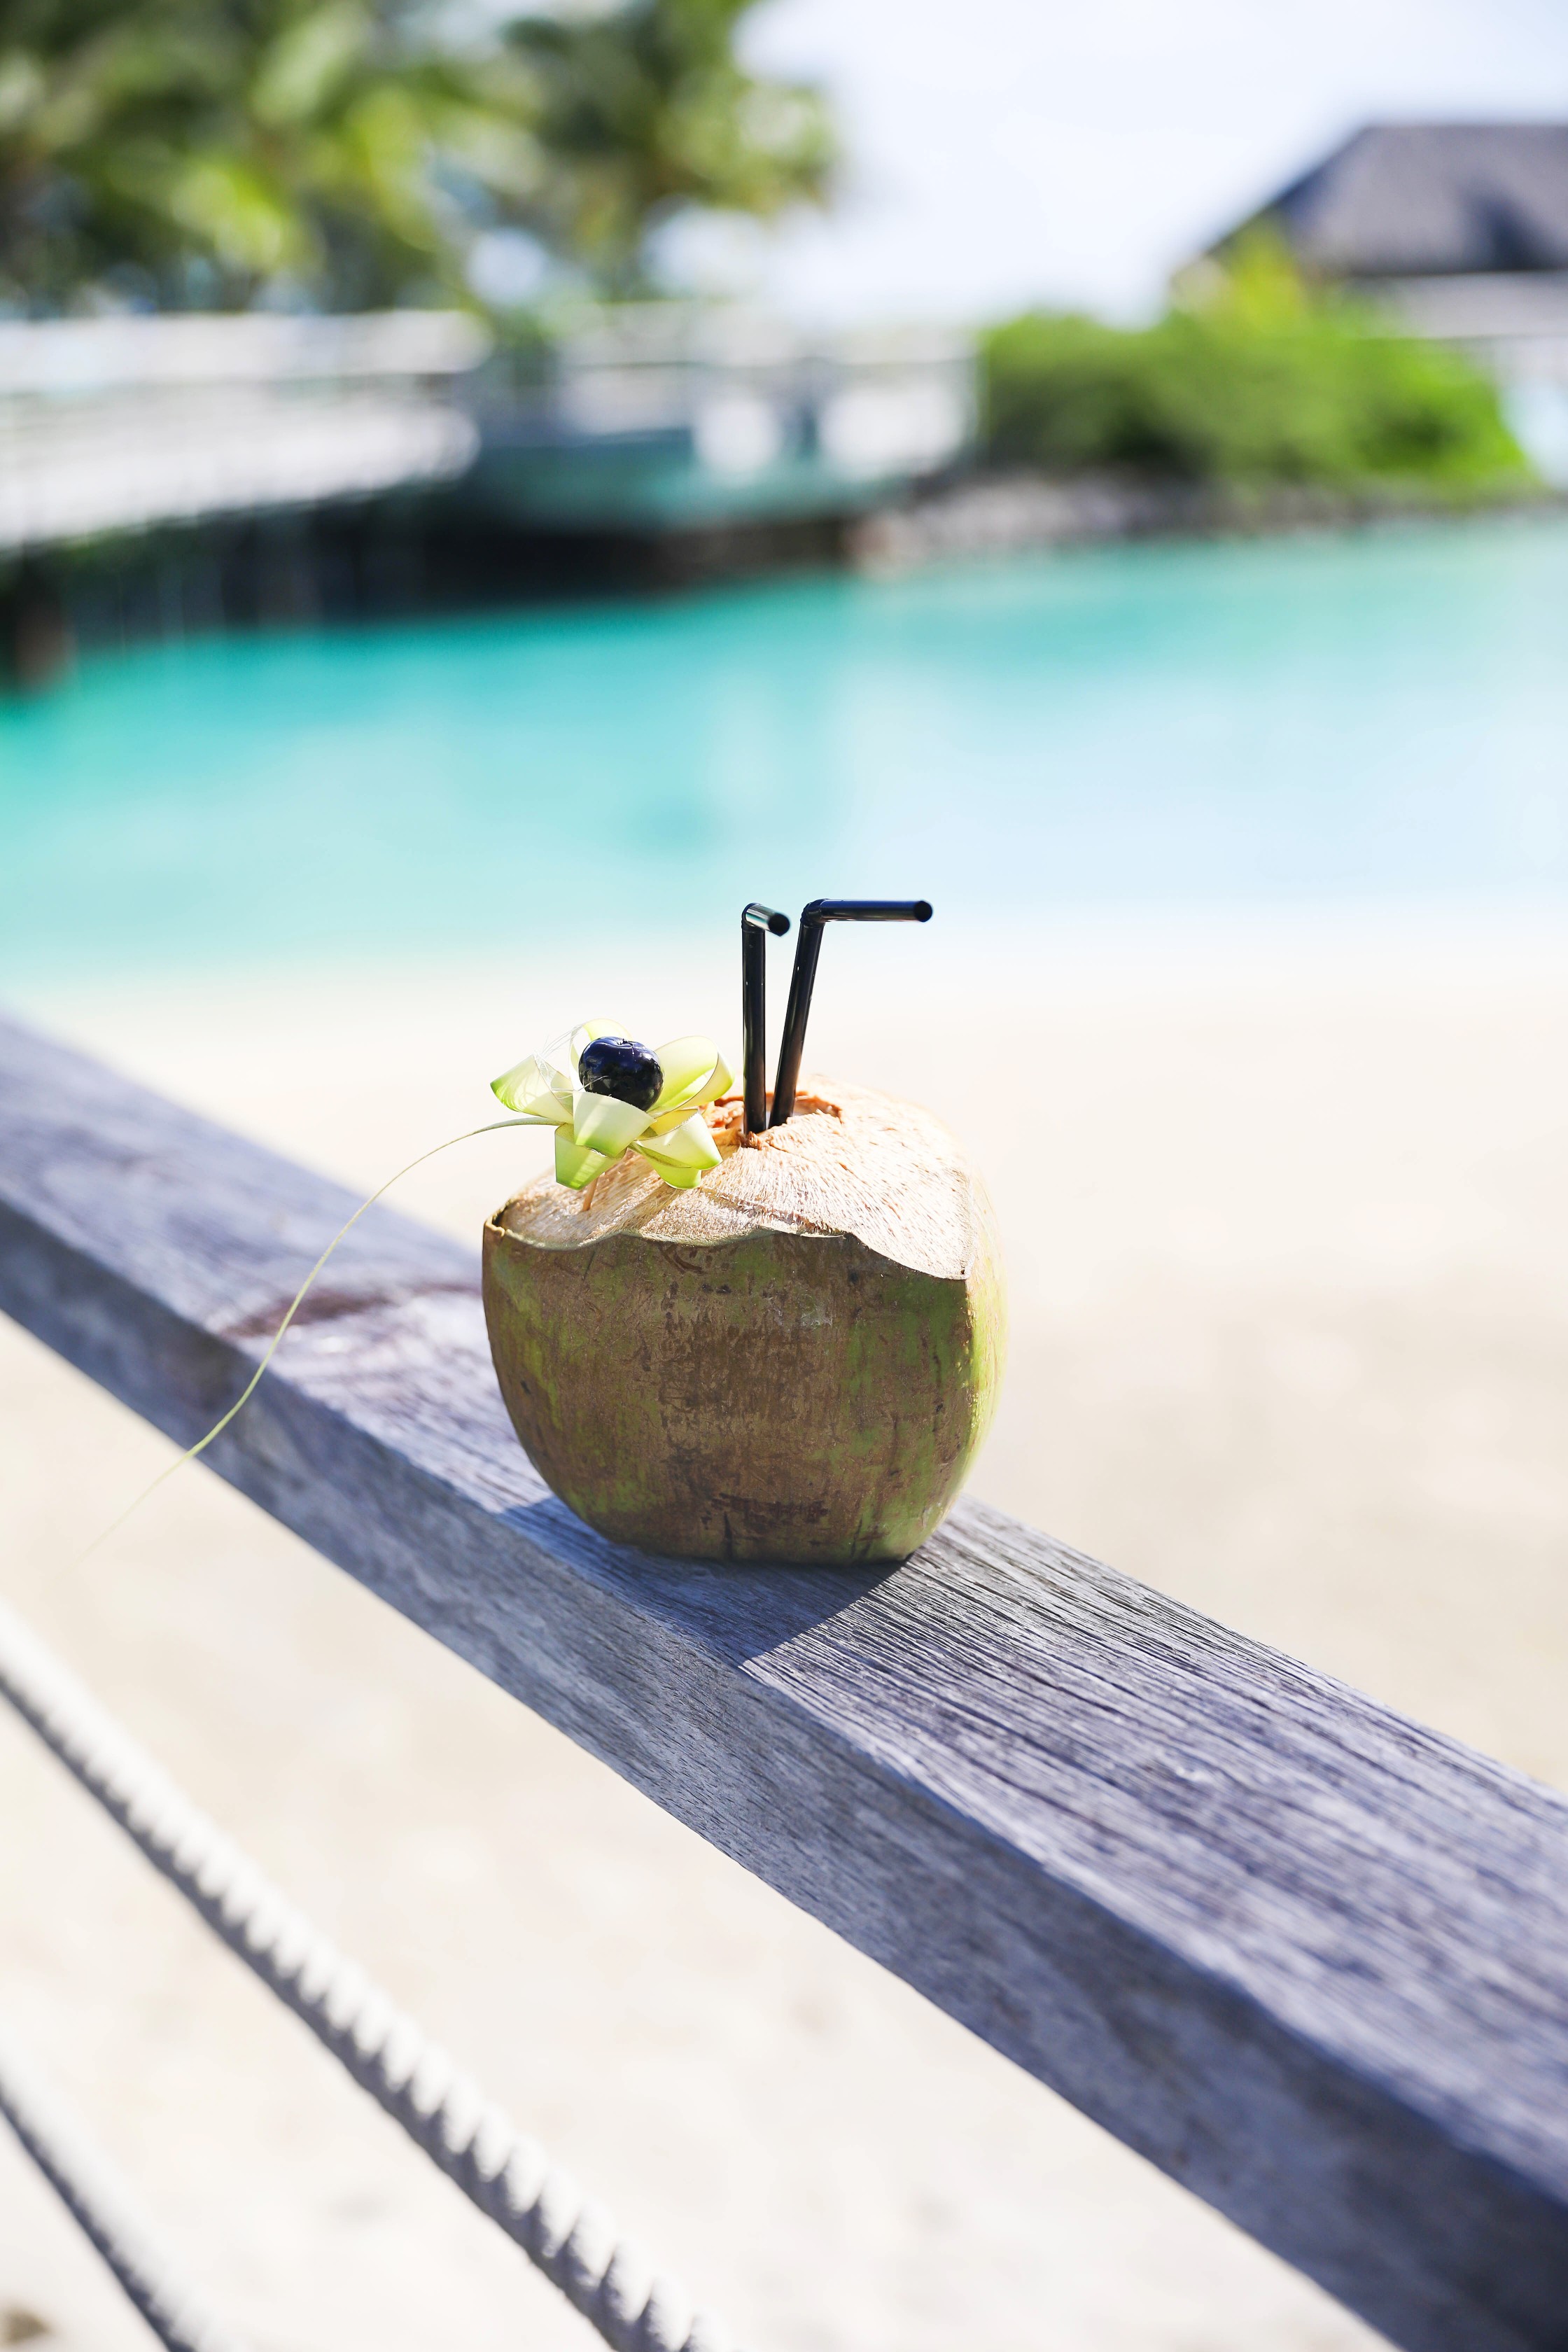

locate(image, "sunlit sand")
(2, 916), (1565, 2351)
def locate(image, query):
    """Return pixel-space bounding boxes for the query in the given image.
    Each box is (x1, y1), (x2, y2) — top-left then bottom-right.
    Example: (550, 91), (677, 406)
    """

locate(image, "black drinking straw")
(769, 899), (933, 1128)
(741, 902), (792, 1134)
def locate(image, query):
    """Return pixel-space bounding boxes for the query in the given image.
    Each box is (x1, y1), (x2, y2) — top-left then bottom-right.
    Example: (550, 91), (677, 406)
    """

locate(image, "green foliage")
(0, 0), (832, 312)
(0, 0), (542, 311)
(982, 242), (1530, 496)
(503, 0), (834, 295)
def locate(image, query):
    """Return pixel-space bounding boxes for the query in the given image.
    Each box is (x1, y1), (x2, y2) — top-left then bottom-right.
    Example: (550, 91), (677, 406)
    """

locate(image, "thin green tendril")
(72, 1118), (534, 1572)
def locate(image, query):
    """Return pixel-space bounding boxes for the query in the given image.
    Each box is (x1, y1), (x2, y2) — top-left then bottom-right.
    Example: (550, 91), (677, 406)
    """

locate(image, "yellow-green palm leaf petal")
(645, 1062), (729, 1132)
(571, 1089), (652, 1157)
(555, 1131), (610, 1189)
(651, 1034), (723, 1112)
(491, 1054), (572, 1121)
(636, 1110), (722, 1188)
(688, 1047), (733, 1107)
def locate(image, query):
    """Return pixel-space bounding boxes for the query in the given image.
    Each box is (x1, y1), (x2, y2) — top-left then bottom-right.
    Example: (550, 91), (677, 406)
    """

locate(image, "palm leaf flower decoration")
(491, 1023), (732, 1190)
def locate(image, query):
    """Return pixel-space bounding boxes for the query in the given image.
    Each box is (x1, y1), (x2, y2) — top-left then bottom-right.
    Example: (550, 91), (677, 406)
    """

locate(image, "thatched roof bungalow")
(1200, 124), (1568, 475)
(1219, 122), (1568, 282)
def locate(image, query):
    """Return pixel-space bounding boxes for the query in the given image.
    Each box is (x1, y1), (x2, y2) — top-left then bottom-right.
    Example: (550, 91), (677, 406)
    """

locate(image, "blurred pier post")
(0, 307), (978, 681)
(0, 310), (487, 683)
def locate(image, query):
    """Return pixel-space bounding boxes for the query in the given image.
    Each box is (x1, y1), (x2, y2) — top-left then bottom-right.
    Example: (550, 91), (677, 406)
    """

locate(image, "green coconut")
(482, 1078), (1005, 1564)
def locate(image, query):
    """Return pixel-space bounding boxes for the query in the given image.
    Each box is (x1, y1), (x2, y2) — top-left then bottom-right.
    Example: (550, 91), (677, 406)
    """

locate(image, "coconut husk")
(482, 1079), (1004, 1565)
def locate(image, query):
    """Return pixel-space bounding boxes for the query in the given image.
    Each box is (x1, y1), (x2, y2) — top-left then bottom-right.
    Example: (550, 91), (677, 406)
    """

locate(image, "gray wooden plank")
(1, 1009), (1566, 2352)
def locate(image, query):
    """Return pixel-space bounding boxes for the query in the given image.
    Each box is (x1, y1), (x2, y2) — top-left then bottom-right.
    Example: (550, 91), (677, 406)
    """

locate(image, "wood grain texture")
(3, 1012), (1568, 2352)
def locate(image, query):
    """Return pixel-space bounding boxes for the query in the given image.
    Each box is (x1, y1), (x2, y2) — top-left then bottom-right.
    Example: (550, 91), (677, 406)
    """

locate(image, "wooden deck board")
(2, 1011), (1566, 2352)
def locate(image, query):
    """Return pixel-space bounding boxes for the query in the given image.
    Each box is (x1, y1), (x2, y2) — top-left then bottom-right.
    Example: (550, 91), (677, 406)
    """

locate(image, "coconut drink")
(482, 901), (1004, 1564)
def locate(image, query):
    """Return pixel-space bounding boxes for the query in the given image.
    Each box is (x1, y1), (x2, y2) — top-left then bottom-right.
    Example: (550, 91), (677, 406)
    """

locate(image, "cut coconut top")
(492, 1078), (991, 1284)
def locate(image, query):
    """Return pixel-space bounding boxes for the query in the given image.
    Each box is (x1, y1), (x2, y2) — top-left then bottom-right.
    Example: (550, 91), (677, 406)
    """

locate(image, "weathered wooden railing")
(2, 1010), (1567, 2352)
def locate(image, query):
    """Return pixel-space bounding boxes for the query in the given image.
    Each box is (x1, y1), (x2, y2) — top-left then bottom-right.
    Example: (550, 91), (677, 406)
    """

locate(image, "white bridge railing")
(2, 1010), (1567, 2352)
(0, 313), (487, 553)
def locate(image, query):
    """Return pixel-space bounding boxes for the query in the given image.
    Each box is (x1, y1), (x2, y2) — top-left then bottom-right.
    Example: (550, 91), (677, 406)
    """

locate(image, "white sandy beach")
(2, 917), (1567, 2352)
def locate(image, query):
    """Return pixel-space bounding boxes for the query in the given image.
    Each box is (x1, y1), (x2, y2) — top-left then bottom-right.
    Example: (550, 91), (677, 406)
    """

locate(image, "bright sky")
(695, 0), (1568, 326)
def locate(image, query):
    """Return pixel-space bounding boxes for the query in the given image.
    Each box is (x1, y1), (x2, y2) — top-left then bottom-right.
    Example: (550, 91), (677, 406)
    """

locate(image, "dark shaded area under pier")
(0, 496), (855, 691)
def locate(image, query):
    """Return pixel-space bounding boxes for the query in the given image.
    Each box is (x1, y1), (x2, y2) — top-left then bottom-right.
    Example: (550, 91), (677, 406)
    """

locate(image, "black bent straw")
(770, 898), (933, 1128)
(741, 902), (791, 1134)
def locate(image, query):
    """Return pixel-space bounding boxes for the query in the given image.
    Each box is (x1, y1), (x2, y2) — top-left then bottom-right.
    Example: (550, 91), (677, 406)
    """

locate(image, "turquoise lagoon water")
(3, 516), (1567, 986)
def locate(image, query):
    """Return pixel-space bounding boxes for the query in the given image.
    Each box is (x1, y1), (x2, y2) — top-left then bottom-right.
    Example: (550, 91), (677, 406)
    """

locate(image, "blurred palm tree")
(0, 0), (833, 313)
(0, 0), (546, 309)
(504, 0), (834, 293)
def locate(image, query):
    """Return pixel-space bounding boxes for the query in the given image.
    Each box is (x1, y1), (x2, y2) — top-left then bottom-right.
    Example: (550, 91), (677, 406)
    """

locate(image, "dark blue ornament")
(578, 1035), (663, 1112)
